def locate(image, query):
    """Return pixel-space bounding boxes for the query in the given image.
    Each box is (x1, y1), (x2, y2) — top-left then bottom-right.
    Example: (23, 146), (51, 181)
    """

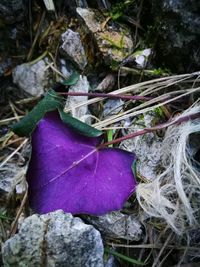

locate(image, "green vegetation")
(105, 247), (146, 265)
(108, 0), (136, 21)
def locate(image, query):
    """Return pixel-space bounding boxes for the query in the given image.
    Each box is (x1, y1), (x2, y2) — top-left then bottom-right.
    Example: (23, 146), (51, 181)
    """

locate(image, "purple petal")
(27, 111), (136, 215)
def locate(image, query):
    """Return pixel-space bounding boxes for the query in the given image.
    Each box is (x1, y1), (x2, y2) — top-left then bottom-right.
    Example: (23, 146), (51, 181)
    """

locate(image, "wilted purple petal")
(27, 111), (136, 215)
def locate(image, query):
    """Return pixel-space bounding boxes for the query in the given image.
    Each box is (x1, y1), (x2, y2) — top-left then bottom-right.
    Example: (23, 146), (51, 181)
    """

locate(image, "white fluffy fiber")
(136, 104), (200, 234)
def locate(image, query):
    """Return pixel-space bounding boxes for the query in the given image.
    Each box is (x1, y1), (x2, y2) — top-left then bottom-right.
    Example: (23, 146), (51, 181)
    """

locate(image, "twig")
(0, 139), (28, 168)
(120, 66), (169, 77)
(152, 232), (172, 267)
(46, 62), (70, 79)
(9, 182), (28, 238)
(0, 116), (24, 125)
(27, 11), (46, 61)
(98, 111), (200, 148)
(93, 86), (200, 128)
(2, 138), (25, 148)
(64, 72), (200, 113)
(59, 91), (151, 101)
(28, 50), (48, 65)
(15, 96), (40, 105)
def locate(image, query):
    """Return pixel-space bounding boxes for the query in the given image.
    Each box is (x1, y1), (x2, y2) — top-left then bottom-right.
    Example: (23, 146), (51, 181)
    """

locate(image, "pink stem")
(59, 92), (151, 101)
(98, 112), (200, 148)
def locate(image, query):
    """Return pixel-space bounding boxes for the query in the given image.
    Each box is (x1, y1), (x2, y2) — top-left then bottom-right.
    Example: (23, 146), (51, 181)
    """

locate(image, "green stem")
(104, 247), (146, 265)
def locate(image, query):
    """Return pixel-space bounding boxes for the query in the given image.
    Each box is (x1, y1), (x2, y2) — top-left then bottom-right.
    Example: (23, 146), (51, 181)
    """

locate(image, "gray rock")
(150, 0), (200, 72)
(61, 29), (87, 70)
(85, 211), (142, 241)
(59, 59), (73, 79)
(2, 210), (104, 267)
(64, 75), (90, 122)
(95, 73), (116, 92)
(120, 113), (163, 180)
(103, 99), (124, 118)
(0, 165), (26, 205)
(76, 8), (134, 67)
(77, 8), (102, 32)
(12, 59), (51, 96)
(104, 256), (119, 267)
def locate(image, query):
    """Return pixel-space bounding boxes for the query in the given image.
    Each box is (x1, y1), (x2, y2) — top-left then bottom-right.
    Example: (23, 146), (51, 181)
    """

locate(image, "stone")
(149, 0), (200, 73)
(59, 59), (73, 79)
(104, 256), (118, 267)
(133, 48), (152, 68)
(60, 29), (87, 70)
(12, 59), (51, 96)
(76, 8), (134, 67)
(95, 73), (116, 92)
(103, 99), (124, 118)
(64, 75), (90, 122)
(2, 210), (104, 267)
(0, 165), (26, 206)
(77, 8), (102, 32)
(85, 211), (142, 241)
(120, 113), (163, 180)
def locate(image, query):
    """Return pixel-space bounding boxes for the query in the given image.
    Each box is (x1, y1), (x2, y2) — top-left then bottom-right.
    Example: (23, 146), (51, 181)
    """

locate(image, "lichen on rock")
(76, 7), (134, 67)
(2, 210), (104, 267)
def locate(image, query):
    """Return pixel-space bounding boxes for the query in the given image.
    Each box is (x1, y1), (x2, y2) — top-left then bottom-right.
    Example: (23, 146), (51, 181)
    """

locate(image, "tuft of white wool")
(136, 104), (200, 234)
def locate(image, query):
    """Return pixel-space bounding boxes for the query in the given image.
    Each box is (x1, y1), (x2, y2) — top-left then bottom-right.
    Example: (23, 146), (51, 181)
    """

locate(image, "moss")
(153, 107), (165, 118)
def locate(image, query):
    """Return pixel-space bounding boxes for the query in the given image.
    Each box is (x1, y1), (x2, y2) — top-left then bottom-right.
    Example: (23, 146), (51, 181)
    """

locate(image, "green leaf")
(11, 90), (63, 136)
(104, 247), (146, 265)
(11, 89), (102, 137)
(62, 72), (80, 86)
(58, 109), (102, 137)
(111, 11), (123, 20)
(131, 158), (137, 179)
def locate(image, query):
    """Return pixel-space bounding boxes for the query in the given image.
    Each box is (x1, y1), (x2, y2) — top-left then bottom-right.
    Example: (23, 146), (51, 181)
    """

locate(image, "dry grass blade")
(43, 0), (55, 11)
(46, 61), (70, 80)
(152, 232), (173, 267)
(65, 72), (200, 113)
(106, 243), (200, 251)
(94, 87), (200, 129)
(136, 103), (200, 234)
(63, 72), (200, 130)
(0, 139), (28, 168)
(27, 11), (46, 61)
(9, 182), (28, 238)
(0, 117), (24, 125)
